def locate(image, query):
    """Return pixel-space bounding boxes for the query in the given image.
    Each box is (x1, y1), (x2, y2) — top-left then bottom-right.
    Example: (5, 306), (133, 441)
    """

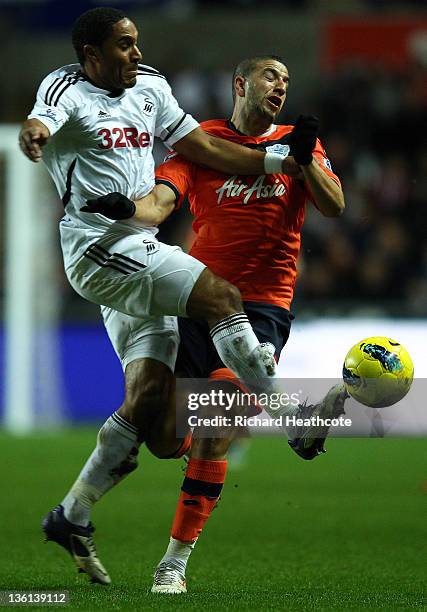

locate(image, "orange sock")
(171, 458), (227, 543)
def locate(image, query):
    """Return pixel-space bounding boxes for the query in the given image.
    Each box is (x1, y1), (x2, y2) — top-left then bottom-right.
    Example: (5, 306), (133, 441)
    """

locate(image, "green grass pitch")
(0, 430), (426, 610)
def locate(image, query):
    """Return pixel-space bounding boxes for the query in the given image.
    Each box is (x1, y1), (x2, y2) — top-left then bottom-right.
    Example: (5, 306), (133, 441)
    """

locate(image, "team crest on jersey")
(142, 97), (155, 116)
(266, 143), (290, 157)
(324, 157), (333, 171)
(142, 239), (160, 254)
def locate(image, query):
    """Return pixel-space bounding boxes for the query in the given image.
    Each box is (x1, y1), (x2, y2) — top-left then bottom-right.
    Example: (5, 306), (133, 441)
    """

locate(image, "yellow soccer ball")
(342, 336), (414, 408)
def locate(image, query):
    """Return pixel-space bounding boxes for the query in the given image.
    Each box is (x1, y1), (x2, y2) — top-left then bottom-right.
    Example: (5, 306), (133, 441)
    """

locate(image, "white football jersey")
(28, 63), (199, 269)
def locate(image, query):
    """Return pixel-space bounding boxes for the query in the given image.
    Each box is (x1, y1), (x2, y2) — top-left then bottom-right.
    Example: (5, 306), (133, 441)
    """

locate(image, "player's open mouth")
(267, 96), (282, 110)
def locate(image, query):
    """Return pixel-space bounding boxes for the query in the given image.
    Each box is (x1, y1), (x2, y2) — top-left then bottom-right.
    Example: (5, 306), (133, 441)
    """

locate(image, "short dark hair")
(72, 7), (128, 65)
(232, 55), (285, 102)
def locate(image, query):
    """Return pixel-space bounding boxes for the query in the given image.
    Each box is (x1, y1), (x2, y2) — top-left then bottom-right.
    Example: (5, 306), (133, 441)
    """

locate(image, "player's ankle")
(158, 536), (196, 573)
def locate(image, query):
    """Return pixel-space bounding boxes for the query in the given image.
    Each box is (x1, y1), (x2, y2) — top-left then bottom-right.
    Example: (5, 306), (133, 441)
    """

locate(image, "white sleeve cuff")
(27, 114), (58, 136)
(160, 113), (200, 147)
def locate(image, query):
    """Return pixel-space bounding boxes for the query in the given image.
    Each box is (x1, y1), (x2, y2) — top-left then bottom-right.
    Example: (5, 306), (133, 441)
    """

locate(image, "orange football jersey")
(155, 119), (341, 309)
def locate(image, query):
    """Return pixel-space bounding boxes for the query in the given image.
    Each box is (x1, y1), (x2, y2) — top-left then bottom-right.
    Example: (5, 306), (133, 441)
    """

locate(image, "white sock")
(158, 536), (196, 576)
(210, 313), (270, 379)
(62, 411), (139, 527)
(210, 313), (298, 418)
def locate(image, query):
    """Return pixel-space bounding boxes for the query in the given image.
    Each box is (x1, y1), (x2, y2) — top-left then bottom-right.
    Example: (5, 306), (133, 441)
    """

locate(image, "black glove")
(81, 192), (136, 220)
(288, 114), (319, 166)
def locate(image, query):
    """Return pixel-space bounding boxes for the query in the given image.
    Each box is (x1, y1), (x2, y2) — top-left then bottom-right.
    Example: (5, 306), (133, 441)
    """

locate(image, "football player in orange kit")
(87, 55), (348, 593)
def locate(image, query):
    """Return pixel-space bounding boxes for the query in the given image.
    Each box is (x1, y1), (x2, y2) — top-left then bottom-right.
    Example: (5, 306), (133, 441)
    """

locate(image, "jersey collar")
(78, 70), (124, 98)
(227, 120), (278, 138)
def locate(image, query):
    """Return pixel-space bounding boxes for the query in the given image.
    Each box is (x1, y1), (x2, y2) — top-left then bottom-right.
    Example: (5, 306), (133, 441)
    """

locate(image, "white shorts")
(101, 307), (179, 372)
(66, 231), (206, 318)
(65, 231), (206, 371)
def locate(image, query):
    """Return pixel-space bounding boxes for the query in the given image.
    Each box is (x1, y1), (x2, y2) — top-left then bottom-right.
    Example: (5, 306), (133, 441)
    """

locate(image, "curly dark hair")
(72, 7), (128, 65)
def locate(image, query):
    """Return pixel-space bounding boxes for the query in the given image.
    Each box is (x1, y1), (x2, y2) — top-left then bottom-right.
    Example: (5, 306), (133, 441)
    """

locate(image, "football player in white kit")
(19, 7), (305, 585)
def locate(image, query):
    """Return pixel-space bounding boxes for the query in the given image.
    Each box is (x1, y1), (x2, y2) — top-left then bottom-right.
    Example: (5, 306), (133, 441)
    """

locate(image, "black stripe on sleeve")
(137, 71), (166, 80)
(53, 73), (83, 106)
(155, 179), (181, 206)
(137, 63), (166, 79)
(52, 81), (73, 107)
(44, 77), (61, 105)
(137, 64), (160, 74)
(46, 73), (84, 106)
(46, 76), (68, 106)
(163, 113), (187, 142)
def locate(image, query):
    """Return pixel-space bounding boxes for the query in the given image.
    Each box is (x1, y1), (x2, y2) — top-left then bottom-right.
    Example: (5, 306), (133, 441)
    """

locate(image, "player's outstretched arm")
(133, 184), (176, 225)
(288, 115), (345, 217)
(81, 184), (176, 226)
(173, 127), (302, 177)
(19, 119), (51, 162)
(301, 158), (345, 217)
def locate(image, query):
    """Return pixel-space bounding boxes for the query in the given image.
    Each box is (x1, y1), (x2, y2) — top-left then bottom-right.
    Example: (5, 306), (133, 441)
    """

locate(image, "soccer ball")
(342, 336), (414, 408)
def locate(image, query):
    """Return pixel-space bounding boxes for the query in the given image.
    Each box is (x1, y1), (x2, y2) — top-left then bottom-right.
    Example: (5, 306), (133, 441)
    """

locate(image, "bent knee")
(121, 379), (173, 430)
(215, 280), (241, 314)
(188, 270), (242, 321)
(207, 279), (243, 325)
(129, 379), (170, 410)
(145, 435), (184, 459)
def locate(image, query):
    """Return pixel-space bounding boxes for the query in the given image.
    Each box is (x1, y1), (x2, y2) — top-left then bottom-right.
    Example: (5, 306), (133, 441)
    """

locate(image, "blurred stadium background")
(1, 0), (426, 430)
(0, 2), (426, 607)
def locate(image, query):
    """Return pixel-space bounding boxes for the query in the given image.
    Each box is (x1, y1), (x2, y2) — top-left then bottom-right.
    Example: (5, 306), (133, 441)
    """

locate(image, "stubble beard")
(245, 90), (264, 120)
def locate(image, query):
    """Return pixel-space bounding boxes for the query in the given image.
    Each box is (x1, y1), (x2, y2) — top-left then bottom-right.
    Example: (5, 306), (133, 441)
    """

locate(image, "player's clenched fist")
(288, 114), (319, 166)
(81, 192), (136, 220)
(19, 119), (50, 162)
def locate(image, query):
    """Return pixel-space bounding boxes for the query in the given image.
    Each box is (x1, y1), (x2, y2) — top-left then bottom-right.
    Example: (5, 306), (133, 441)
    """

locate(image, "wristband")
(264, 151), (287, 174)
